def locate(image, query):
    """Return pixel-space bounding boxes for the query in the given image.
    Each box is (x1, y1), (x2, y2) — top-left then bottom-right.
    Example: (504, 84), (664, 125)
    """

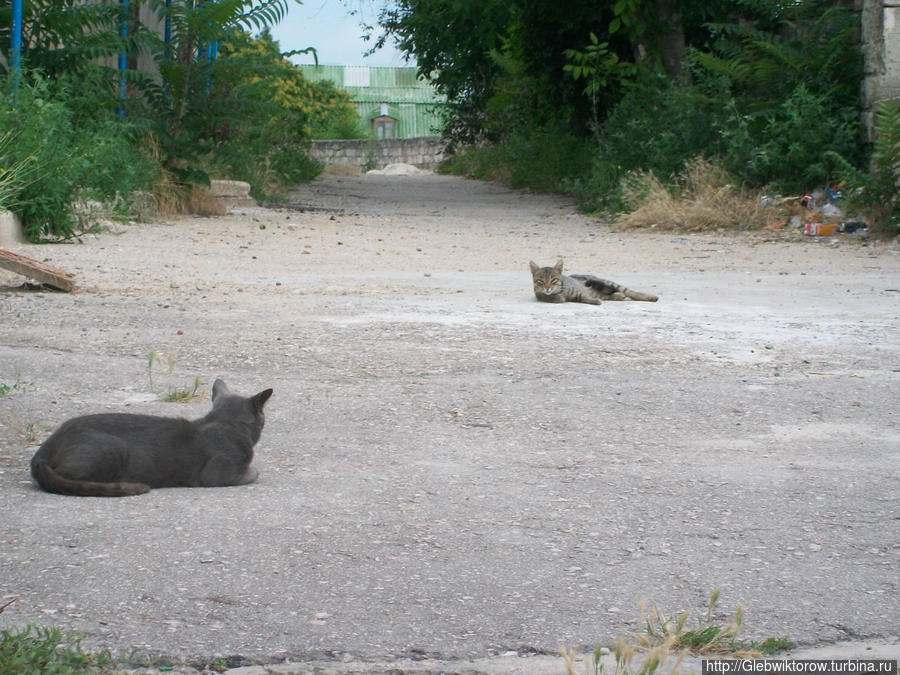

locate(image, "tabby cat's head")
(529, 260), (564, 298)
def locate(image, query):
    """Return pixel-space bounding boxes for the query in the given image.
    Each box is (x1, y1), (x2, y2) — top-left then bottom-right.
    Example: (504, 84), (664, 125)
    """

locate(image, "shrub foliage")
(0, 0), (361, 239)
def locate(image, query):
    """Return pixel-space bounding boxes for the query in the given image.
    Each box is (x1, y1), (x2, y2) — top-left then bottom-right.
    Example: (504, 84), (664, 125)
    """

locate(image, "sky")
(268, 1), (415, 67)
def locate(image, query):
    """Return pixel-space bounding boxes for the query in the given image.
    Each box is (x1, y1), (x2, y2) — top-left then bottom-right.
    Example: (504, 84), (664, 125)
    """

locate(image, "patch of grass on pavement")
(563, 588), (795, 674)
(0, 624), (112, 674)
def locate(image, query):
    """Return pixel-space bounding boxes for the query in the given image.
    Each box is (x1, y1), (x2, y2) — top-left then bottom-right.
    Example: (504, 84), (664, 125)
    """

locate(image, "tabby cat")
(530, 260), (658, 304)
(30, 379), (273, 497)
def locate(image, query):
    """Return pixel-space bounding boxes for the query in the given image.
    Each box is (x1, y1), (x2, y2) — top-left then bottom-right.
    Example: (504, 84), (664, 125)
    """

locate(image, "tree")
(374, 0), (730, 142)
(208, 29), (361, 191)
(376, 0), (864, 194)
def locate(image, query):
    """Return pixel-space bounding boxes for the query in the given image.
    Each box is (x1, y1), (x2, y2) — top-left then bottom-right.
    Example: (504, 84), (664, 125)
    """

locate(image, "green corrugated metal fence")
(298, 65), (447, 139)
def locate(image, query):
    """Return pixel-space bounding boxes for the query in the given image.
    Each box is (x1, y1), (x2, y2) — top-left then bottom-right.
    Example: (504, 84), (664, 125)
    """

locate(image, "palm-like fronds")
(826, 101), (900, 237)
(0, 0), (159, 77)
(689, 2), (860, 111)
(872, 100), (900, 178)
(149, 0), (288, 49)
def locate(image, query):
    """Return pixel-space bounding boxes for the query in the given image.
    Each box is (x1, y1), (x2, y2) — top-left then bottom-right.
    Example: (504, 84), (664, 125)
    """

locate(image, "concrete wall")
(307, 137), (445, 172)
(861, 0), (900, 135)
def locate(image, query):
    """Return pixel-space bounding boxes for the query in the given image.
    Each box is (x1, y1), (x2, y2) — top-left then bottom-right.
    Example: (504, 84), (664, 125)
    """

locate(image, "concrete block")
(209, 180), (256, 209)
(0, 210), (26, 246)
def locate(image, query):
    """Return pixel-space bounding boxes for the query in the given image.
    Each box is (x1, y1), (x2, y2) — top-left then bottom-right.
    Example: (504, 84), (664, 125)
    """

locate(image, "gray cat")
(530, 260), (658, 304)
(30, 379), (273, 497)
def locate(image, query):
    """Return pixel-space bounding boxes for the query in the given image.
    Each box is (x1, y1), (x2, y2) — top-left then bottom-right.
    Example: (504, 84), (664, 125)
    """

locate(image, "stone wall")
(308, 137), (445, 172)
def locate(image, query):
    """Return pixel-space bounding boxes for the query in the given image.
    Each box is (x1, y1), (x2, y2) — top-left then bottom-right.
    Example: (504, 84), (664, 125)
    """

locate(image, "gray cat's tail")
(31, 460), (150, 497)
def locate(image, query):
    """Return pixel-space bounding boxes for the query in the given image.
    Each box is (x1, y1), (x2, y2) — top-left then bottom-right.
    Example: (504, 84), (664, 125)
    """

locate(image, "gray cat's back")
(30, 379), (272, 497)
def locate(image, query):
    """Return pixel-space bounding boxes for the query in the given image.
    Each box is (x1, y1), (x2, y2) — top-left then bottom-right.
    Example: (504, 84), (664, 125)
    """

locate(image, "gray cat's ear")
(254, 389), (273, 412)
(529, 261), (539, 274)
(212, 379), (230, 401)
(553, 259), (564, 273)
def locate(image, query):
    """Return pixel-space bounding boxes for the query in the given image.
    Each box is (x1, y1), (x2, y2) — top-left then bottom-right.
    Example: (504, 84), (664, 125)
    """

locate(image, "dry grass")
(183, 185), (228, 217)
(129, 136), (227, 219)
(131, 179), (228, 220)
(616, 158), (777, 232)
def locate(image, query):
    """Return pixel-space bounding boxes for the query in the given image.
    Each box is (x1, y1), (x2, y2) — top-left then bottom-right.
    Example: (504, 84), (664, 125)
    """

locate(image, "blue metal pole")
(204, 38), (217, 97)
(162, 0), (171, 110)
(164, 0), (171, 45)
(10, 0), (23, 101)
(118, 0), (128, 115)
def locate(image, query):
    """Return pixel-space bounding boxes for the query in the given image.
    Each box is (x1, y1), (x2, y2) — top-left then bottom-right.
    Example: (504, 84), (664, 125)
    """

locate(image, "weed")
(116, 648), (162, 669)
(363, 139), (379, 174)
(21, 419), (39, 443)
(209, 656), (229, 672)
(0, 624), (112, 674)
(0, 404), (41, 443)
(147, 351), (204, 403)
(163, 376), (202, 403)
(562, 589), (793, 675)
(756, 637), (796, 655)
(0, 368), (30, 397)
(640, 588), (743, 655)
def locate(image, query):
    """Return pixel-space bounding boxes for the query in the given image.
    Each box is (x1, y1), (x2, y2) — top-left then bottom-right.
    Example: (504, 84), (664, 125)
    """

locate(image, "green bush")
(0, 72), (158, 240)
(0, 132), (34, 212)
(440, 143), (510, 181)
(718, 84), (862, 193)
(442, 121), (592, 195)
(312, 110), (371, 141)
(0, 79), (80, 239)
(200, 29), (369, 197)
(504, 121), (592, 193)
(598, 74), (721, 181)
(569, 74), (723, 212)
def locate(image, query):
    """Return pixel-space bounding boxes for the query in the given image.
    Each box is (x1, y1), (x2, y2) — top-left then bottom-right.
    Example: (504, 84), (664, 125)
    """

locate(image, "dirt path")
(1, 173), (898, 671)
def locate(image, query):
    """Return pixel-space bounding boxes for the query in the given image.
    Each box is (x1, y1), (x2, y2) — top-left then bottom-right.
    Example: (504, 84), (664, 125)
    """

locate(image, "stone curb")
(122, 638), (900, 675)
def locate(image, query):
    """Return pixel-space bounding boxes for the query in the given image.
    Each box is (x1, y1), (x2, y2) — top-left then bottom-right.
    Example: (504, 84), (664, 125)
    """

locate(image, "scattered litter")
(839, 221), (867, 234)
(804, 223), (838, 236)
(764, 183), (865, 237)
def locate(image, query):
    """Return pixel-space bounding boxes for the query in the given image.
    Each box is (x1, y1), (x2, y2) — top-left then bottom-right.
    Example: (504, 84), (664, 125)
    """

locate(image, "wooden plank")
(0, 248), (77, 292)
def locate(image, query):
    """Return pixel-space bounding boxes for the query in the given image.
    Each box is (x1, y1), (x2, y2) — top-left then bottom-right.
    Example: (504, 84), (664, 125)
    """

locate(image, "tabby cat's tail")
(582, 277), (658, 302)
(621, 289), (658, 302)
(31, 461), (150, 497)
